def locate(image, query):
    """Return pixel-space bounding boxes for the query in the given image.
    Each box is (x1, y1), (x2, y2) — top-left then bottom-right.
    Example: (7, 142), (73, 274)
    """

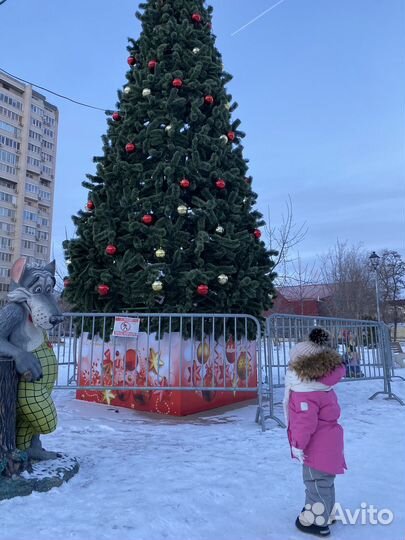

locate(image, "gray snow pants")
(302, 465), (336, 524)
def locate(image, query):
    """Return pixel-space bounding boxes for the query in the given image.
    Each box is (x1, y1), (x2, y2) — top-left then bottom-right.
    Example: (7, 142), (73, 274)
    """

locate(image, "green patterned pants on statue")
(16, 339), (58, 450)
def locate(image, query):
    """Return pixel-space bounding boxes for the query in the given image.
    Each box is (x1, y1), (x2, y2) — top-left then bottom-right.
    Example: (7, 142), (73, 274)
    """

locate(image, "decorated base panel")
(76, 333), (257, 416)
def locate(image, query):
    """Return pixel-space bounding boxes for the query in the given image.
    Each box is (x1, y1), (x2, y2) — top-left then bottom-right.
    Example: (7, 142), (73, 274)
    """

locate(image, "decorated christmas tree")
(63, 0), (277, 321)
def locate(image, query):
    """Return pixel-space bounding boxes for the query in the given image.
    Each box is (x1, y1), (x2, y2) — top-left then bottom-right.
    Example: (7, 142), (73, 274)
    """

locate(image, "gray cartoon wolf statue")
(0, 257), (64, 463)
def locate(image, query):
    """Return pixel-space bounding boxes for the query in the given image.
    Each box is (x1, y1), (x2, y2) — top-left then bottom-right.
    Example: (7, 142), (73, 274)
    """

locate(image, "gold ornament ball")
(215, 225), (224, 234)
(217, 274), (228, 285)
(123, 86), (131, 94)
(142, 88), (151, 97)
(152, 280), (163, 292)
(237, 352), (250, 378)
(192, 47), (200, 54)
(219, 134), (228, 144)
(177, 205), (188, 215)
(155, 248), (166, 258)
(197, 341), (210, 364)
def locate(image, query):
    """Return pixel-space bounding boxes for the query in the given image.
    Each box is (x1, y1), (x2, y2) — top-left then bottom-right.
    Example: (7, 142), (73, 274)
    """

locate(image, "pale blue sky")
(0, 0), (404, 271)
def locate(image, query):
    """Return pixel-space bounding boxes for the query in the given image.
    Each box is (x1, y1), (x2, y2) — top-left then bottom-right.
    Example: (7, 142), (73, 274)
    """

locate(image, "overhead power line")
(0, 67), (108, 112)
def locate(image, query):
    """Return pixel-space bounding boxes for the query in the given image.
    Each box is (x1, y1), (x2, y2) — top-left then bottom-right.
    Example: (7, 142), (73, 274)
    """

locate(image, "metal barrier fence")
(49, 311), (263, 396)
(256, 314), (404, 430)
(48, 312), (404, 432)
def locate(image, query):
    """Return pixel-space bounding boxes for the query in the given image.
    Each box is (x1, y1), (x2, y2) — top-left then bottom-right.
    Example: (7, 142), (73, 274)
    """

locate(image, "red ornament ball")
(197, 284), (209, 296)
(105, 244), (117, 256)
(192, 13), (202, 23)
(127, 56), (137, 66)
(98, 284), (110, 296)
(125, 143), (136, 153)
(180, 178), (191, 189)
(112, 112), (121, 121)
(148, 60), (158, 71)
(215, 179), (226, 190)
(63, 278), (71, 288)
(227, 131), (236, 141)
(172, 78), (183, 88)
(142, 214), (154, 225)
(253, 229), (262, 239)
(204, 95), (214, 105)
(86, 200), (95, 211)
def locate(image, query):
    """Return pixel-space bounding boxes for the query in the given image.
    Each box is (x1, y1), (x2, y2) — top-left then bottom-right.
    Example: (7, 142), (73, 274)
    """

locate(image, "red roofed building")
(266, 284), (334, 317)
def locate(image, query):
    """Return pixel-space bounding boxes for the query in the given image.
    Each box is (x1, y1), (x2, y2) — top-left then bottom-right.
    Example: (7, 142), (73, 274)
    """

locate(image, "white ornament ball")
(165, 124), (173, 133)
(225, 102), (231, 110)
(218, 274), (229, 285)
(142, 88), (151, 97)
(177, 205), (188, 216)
(215, 225), (224, 234)
(152, 280), (163, 292)
(192, 47), (200, 55)
(155, 248), (166, 258)
(219, 134), (228, 144)
(123, 86), (131, 95)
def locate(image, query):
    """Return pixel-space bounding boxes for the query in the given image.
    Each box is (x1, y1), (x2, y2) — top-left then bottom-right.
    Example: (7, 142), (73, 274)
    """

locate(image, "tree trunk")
(0, 359), (23, 476)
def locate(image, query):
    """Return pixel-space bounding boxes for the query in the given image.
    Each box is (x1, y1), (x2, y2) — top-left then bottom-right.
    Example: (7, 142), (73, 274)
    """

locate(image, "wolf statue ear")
(10, 257), (27, 289)
(43, 260), (56, 276)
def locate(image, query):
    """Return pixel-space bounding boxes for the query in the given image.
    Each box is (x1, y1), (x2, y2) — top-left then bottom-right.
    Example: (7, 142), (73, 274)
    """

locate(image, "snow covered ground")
(1, 379), (405, 540)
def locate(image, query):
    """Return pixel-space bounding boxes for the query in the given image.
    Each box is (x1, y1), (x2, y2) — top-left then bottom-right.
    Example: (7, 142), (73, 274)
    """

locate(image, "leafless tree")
(283, 253), (323, 315)
(265, 195), (308, 287)
(320, 241), (375, 319)
(377, 250), (405, 340)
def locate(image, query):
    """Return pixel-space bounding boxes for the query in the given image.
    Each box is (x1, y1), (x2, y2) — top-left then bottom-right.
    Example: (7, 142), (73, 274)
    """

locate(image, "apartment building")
(0, 69), (58, 304)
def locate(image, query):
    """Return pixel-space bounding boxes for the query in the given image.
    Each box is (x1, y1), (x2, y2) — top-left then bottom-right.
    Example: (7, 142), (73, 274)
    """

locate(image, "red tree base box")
(76, 332), (257, 416)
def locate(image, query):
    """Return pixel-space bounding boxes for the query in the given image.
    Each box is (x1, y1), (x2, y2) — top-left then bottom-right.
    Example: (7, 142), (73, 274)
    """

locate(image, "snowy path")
(1, 380), (404, 540)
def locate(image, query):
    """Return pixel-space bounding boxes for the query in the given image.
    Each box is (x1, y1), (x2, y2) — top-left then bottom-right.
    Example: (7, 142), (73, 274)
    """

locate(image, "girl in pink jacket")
(283, 328), (346, 538)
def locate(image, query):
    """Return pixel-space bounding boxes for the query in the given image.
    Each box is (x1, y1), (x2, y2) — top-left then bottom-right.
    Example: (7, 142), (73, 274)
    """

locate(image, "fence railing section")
(47, 312), (404, 431)
(48, 312), (262, 394)
(256, 314), (404, 430)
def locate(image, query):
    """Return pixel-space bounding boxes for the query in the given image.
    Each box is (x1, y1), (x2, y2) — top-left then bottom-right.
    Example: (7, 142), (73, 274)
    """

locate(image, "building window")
(0, 267), (11, 278)
(25, 182), (39, 194)
(0, 163), (16, 175)
(22, 240), (34, 249)
(36, 245), (48, 255)
(31, 118), (42, 129)
(24, 209), (37, 222)
(0, 206), (16, 218)
(28, 142), (41, 154)
(29, 129), (42, 141)
(41, 164), (52, 176)
(0, 134), (20, 150)
(39, 217), (49, 226)
(0, 92), (23, 111)
(38, 189), (50, 201)
(0, 237), (13, 249)
(38, 231), (49, 241)
(31, 104), (44, 116)
(0, 221), (15, 233)
(27, 156), (40, 168)
(0, 191), (16, 204)
(0, 105), (22, 123)
(0, 119), (21, 137)
(23, 225), (36, 236)
(0, 252), (12, 263)
(43, 128), (54, 138)
(0, 149), (17, 165)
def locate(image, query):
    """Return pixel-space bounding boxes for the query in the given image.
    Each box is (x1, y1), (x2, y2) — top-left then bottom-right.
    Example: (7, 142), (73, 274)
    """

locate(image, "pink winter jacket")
(287, 358), (347, 475)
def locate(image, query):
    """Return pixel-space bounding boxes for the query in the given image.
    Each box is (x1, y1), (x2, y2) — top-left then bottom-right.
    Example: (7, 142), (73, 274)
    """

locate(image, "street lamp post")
(369, 251), (381, 322)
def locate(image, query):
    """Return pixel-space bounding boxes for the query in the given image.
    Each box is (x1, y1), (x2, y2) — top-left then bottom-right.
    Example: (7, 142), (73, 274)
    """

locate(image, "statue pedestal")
(0, 455), (79, 500)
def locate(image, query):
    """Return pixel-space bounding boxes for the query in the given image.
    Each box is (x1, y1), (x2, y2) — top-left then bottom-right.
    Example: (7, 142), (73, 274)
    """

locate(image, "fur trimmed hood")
(291, 348), (343, 381)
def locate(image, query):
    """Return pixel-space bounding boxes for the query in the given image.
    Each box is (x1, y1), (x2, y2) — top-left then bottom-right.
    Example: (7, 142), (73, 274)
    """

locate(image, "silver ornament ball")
(142, 88), (151, 97)
(218, 274), (229, 285)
